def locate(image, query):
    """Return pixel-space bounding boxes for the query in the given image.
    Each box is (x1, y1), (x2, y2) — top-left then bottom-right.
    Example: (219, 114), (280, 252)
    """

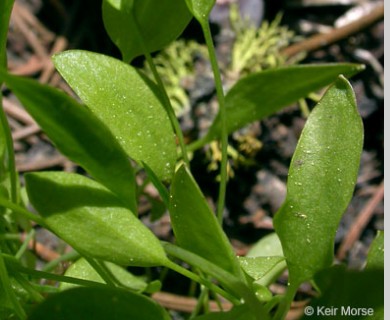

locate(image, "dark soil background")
(4, 0), (384, 318)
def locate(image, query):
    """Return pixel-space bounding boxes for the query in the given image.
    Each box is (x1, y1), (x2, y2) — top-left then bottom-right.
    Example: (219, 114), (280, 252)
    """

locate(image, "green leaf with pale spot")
(274, 76), (363, 287)
(25, 172), (169, 267)
(102, 0), (192, 62)
(53, 50), (176, 181)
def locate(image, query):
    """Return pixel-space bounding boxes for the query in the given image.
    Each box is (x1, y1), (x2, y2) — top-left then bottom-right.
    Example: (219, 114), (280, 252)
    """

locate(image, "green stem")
(12, 271), (44, 303)
(165, 259), (239, 304)
(0, 196), (46, 226)
(0, 251), (26, 319)
(2, 253), (109, 288)
(0, 99), (19, 204)
(144, 51), (190, 167)
(186, 134), (211, 153)
(200, 21), (228, 225)
(129, 13), (190, 167)
(0, 233), (20, 240)
(190, 285), (209, 318)
(84, 257), (116, 287)
(273, 283), (298, 320)
(162, 242), (270, 320)
(42, 250), (80, 272)
(15, 228), (35, 260)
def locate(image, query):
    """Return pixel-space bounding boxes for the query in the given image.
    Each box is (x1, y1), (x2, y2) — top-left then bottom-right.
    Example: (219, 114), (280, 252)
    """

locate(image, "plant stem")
(144, 52), (190, 167)
(190, 285), (209, 318)
(2, 253), (108, 288)
(15, 228), (35, 260)
(200, 21), (228, 225)
(0, 196), (45, 226)
(129, 13), (190, 167)
(84, 257), (116, 287)
(273, 283), (298, 320)
(165, 259), (239, 304)
(0, 251), (26, 319)
(0, 99), (19, 204)
(42, 250), (80, 272)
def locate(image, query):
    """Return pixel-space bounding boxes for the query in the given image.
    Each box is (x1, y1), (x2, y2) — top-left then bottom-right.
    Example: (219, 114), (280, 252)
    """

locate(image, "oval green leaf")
(204, 64), (364, 143)
(169, 165), (244, 280)
(1, 72), (136, 212)
(60, 258), (148, 292)
(102, 0), (192, 62)
(273, 76), (364, 286)
(25, 172), (169, 267)
(28, 286), (171, 320)
(53, 50), (176, 181)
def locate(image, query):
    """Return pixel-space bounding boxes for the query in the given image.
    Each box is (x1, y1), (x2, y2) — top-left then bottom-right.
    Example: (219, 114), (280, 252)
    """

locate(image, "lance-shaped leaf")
(28, 286), (171, 320)
(1, 72), (136, 212)
(169, 165), (245, 280)
(102, 0), (192, 62)
(273, 76), (364, 286)
(204, 64), (364, 143)
(25, 172), (169, 267)
(53, 50), (176, 181)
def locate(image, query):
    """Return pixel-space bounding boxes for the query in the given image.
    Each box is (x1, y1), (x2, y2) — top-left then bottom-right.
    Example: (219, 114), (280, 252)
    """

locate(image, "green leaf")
(1, 72), (137, 212)
(163, 242), (270, 319)
(59, 258), (148, 292)
(273, 76), (364, 286)
(28, 286), (171, 320)
(53, 50), (176, 181)
(366, 231), (384, 270)
(304, 266), (383, 319)
(102, 0), (192, 62)
(169, 165), (244, 280)
(25, 172), (169, 267)
(0, 0), (14, 68)
(246, 233), (284, 258)
(185, 0), (216, 23)
(205, 64), (364, 143)
(238, 256), (285, 287)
